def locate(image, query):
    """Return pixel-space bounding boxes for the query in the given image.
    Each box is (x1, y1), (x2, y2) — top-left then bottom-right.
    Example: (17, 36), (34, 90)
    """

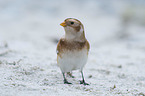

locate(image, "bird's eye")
(70, 22), (74, 25)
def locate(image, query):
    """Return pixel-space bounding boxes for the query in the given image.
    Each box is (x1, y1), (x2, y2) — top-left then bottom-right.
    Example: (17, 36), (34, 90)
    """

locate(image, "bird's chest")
(62, 49), (87, 62)
(58, 49), (88, 72)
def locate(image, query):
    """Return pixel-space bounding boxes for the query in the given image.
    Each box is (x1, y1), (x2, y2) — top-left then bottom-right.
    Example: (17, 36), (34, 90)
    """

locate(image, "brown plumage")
(57, 38), (90, 55)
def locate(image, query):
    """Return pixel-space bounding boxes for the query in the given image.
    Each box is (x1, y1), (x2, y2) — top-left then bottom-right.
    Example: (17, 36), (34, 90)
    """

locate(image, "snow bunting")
(57, 18), (90, 85)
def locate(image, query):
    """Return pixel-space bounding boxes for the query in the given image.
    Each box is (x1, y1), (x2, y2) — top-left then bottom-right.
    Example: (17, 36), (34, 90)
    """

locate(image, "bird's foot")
(80, 80), (89, 85)
(64, 80), (72, 84)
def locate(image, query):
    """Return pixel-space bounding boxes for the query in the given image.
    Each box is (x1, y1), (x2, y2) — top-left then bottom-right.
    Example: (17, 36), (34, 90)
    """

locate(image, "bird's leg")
(67, 72), (75, 78)
(80, 71), (89, 85)
(62, 72), (72, 84)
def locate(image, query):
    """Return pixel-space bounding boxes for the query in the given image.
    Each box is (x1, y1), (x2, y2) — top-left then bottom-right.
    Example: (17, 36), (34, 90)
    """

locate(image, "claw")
(80, 80), (89, 85)
(64, 80), (72, 84)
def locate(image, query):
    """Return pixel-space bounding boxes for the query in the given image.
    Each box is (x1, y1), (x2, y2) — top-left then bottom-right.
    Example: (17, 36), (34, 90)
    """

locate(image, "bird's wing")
(56, 39), (62, 55)
(56, 41), (60, 55)
(86, 40), (90, 51)
(86, 40), (90, 55)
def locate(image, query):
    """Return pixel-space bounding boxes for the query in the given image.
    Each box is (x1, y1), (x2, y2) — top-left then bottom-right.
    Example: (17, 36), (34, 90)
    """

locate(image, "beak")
(60, 21), (66, 27)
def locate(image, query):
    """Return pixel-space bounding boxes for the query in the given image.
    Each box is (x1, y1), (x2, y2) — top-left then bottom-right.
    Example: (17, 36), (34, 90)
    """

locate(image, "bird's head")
(60, 18), (85, 42)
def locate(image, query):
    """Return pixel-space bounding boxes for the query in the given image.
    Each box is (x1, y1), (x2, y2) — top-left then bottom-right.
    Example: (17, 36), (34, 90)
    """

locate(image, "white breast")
(57, 49), (88, 72)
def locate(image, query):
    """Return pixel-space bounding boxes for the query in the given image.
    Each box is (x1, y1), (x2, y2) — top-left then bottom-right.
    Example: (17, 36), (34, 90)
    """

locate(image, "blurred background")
(0, 0), (145, 45)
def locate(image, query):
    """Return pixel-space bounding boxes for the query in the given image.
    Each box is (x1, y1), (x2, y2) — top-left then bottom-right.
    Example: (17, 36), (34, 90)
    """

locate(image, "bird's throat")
(65, 31), (86, 42)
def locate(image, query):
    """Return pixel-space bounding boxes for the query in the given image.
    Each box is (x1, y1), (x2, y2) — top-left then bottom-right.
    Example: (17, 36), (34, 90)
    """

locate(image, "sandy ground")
(0, 0), (145, 96)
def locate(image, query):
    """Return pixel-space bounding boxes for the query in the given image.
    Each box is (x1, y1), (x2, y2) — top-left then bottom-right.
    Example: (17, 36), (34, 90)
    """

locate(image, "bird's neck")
(65, 30), (86, 42)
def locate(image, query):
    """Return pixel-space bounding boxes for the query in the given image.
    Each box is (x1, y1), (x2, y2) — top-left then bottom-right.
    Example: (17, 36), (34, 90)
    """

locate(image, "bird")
(56, 18), (90, 85)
